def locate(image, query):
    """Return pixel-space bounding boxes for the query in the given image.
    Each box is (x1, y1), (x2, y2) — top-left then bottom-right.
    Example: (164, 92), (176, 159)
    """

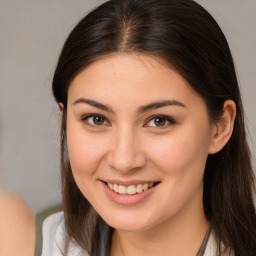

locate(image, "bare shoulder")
(0, 192), (35, 256)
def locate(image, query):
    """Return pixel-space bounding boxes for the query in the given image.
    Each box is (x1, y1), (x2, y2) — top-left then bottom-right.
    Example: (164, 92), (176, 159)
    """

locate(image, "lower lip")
(103, 182), (159, 206)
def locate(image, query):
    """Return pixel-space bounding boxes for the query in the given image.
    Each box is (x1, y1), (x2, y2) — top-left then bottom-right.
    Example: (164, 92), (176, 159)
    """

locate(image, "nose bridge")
(108, 125), (145, 172)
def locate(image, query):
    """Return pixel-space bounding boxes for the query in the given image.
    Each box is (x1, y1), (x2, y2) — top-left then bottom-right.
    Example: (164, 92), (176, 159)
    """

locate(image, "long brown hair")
(52, 0), (256, 255)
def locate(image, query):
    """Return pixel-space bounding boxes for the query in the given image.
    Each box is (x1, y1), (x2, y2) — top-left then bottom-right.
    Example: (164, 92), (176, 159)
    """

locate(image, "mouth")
(102, 181), (160, 195)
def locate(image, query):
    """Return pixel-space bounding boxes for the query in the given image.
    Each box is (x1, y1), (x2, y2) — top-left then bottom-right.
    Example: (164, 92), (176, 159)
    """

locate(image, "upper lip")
(101, 179), (160, 186)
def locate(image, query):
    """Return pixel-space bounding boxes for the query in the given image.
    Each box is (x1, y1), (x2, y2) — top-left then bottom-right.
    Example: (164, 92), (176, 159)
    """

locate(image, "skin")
(0, 192), (35, 256)
(65, 53), (236, 256)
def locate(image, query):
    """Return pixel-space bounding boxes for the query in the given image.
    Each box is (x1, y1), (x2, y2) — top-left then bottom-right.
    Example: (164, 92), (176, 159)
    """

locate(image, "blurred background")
(0, 0), (255, 212)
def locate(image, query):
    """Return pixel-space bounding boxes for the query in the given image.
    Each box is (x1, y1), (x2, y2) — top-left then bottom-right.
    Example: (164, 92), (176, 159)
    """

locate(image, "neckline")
(102, 224), (212, 256)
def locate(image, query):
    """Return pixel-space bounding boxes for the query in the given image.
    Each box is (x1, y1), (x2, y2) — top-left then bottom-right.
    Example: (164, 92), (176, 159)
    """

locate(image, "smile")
(107, 182), (154, 195)
(102, 180), (160, 205)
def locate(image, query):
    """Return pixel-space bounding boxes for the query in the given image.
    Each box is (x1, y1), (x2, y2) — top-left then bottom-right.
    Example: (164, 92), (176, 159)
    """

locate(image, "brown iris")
(93, 116), (105, 125)
(154, 118), (166, 126)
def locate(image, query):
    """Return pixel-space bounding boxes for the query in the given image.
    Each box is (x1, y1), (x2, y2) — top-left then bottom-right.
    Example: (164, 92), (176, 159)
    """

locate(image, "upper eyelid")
(82, 113), (107, 120)
(145, 114), (176, 123)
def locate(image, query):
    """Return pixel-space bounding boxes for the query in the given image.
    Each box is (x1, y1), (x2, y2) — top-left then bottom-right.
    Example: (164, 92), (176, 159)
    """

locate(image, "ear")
(58, 103), (64, 112)
(208, 100), (236, 154)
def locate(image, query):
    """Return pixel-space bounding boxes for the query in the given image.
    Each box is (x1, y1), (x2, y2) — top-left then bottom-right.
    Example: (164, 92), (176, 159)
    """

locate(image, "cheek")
(142, 128), (210, 218)
(146, 126), (210, 179)
(66, 126), (108, 178)
(66, 128), (111, 204)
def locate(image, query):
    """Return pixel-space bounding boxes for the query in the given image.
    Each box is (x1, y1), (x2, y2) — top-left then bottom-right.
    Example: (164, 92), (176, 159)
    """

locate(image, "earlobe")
(208, 100), (236, 154)
(58, 103), (64, 112)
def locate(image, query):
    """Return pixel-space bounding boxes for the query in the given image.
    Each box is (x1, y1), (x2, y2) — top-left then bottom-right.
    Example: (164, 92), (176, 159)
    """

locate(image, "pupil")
(155, 118), (166, 126)
(94, 116), (104, 125)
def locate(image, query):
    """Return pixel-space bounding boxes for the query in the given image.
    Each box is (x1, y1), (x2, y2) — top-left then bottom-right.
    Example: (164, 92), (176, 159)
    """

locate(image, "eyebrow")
(72, 98), (186, 114)
(72, 98), (114, 113)
(138, 100), (186, 114)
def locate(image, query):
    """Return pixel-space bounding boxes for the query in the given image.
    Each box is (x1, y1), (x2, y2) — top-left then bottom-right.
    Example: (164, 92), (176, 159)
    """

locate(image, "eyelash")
(81, 114), (176, 128)
(144, 115), (177, 128)
(81, 114), (110, 127)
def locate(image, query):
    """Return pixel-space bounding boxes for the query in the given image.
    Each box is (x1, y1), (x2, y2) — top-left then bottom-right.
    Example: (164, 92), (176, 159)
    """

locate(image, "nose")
(107, 127), (146, 173)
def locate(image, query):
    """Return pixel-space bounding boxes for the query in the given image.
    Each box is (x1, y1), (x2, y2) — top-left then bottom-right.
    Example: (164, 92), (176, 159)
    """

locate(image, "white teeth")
(136, 184), (143, 193)
(113, 184), (119, 193)
(107, 182), (155, 195)
(118, 185), (127, 194)
(143, 184), (148, 191)
(127, 185), (136, 195)
(107, 183), (113, 190)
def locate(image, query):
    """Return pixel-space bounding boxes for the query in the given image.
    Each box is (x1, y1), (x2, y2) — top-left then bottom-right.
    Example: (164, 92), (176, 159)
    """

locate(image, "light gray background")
(0, 0), (255, 212)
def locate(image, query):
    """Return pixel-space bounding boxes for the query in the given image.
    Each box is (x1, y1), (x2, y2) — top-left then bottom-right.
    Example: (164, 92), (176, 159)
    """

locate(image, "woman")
(41, 0), (256, 255)
(0, 192), (35, 256)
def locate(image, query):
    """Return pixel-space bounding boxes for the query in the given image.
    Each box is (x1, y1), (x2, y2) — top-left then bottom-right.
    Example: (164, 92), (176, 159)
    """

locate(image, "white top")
(41, 212), (88, 256)
(42, 212), (220, 256)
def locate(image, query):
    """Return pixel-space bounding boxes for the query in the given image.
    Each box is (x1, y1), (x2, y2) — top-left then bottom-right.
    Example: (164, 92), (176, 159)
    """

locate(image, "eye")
(145, 115), (176, 127)
(82, 114), (108, 126)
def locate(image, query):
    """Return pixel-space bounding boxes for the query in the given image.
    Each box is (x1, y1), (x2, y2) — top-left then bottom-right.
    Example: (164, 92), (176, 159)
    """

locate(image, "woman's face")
(66, 54), (214, 231)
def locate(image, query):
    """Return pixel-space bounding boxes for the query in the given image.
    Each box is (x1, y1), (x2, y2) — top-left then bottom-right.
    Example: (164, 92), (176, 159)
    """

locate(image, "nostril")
(108, 153), (147, 173)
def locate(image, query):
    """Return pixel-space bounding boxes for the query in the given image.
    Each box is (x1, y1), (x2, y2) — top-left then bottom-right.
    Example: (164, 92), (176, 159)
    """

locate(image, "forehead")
(68, 53), (202, 108)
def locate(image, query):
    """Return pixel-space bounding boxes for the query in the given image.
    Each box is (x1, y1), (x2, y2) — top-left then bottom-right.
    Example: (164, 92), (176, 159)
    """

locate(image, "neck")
(110, 192), (209, 256)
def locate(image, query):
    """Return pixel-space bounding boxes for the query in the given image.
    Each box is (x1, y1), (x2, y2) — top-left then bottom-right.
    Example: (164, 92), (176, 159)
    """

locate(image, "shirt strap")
(196, 226), (212, 256)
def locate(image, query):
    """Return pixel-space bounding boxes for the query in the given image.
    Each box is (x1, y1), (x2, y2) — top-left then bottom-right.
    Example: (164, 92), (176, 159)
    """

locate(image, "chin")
(101, 212), (155, 232)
